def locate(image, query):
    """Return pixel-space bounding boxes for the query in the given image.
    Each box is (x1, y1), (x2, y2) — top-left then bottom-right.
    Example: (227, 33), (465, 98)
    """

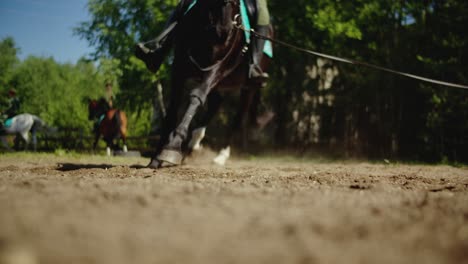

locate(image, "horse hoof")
(157, 149), (183, 165)
(134, 43), (164, 73)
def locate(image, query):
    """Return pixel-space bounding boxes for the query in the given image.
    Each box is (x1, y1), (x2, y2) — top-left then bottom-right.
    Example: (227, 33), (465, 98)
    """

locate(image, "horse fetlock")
(174, 127), (189, 139)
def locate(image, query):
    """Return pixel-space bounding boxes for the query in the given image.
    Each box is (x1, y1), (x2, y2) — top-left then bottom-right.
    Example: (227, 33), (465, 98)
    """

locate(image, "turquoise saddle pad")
(4, 118), (13, 128)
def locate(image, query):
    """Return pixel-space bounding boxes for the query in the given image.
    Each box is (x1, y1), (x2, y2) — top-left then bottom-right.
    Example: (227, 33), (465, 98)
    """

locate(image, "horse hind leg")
(213, 146), (231, 166)
(122, 142), (128, 152)
(15, 132), (29, 151)
(188, 127), (206, 151)
(213, 89), (255, 165)
(116, 111), (128, 153)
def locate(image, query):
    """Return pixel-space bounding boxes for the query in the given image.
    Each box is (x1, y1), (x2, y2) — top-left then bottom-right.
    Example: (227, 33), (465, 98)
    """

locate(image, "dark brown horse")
(88, 98), (128, 156)
(149, 0), (273, 168)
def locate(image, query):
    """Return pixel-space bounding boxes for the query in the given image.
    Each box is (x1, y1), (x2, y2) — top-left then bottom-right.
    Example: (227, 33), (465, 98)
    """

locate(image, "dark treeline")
(265, 0), (468, 162)
(2, 0), (467, 162)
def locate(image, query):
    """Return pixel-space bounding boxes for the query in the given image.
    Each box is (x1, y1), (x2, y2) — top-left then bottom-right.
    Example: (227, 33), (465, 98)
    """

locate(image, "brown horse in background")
(88, 98), (128, 156)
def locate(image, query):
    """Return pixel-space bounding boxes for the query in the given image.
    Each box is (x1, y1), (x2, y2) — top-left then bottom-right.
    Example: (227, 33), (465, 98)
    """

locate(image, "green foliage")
(11, 56), (102, 130)
(266, 0), (468, 162)
(0, 37), (19, 88)
(98, 57), (122, 88)
(74, 0), (176, 135)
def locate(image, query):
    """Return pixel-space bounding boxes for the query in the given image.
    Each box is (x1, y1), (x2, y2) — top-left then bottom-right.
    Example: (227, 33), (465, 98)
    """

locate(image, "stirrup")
(136, 42), (153, 54)
(134, 43), (164, 73)
(249, 64), (269, 81)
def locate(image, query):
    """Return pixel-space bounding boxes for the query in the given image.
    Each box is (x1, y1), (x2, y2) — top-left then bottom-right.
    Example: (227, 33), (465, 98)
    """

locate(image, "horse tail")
(31, 115), (45, 130)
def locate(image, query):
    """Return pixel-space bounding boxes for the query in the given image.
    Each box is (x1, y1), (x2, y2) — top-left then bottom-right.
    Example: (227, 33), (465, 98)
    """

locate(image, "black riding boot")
(135, 11), (178, 73)
(0, 117), (6, 135)
(249, 25), (270, 82)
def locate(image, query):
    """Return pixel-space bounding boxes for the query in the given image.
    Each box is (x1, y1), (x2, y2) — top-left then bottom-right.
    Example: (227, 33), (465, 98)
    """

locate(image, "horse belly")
(6, 115), (33, 134)
(216, 67), (248, 92)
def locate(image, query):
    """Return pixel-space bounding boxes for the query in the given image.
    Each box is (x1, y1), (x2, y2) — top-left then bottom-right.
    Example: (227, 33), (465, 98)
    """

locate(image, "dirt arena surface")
(0, 152), (467, 264)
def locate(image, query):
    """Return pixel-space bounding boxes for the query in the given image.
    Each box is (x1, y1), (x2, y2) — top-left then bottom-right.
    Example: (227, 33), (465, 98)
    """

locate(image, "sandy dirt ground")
(0, 151), (467, 264)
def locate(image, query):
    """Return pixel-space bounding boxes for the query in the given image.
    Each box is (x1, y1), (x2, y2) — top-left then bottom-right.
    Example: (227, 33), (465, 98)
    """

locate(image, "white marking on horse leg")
(106, 147), (111, 156)
(20, 132), (30, 150)
(123, 145), (128, 152)
(213, 146), (231, 166)
(188, 127), (206, 151)
(21, 132), (29, 143)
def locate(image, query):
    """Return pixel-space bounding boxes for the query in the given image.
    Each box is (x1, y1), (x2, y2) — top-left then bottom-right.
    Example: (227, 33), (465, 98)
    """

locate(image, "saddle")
(178, 0), (272, 57)
(181, 0), (258, 27)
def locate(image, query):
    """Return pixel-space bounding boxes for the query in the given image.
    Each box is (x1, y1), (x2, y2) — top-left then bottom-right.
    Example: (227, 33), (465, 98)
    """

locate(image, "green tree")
(0, 37), (20, 89)
(11, 56), (103, 130)
(75, 0), (176, 136)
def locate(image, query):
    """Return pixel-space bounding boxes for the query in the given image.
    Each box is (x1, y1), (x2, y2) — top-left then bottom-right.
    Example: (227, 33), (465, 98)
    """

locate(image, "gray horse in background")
(1, 113), (47, 151)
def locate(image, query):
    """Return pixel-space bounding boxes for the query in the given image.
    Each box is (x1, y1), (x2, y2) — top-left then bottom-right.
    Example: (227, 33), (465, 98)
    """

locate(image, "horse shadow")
(57, 163), (115, 171)
(56, 163), (147, 171)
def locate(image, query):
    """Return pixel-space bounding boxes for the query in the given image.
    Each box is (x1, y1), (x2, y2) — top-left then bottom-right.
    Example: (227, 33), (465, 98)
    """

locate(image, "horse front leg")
(151, 86), (209, 168)
(151, 74), (184, 160)
(188, 91), (223, 152)
(119, 113), (128, 153)
(92, 132), (100, 153)
(122, 136), (128, 153)
(105, 137), (113, 156)
(156, 96), (203, 166)
(15, 132), (29, 151)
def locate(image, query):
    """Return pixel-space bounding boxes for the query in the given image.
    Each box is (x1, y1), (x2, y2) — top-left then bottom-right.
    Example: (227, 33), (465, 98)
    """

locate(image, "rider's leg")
(135, 2), (185, 74)
(0, 115), (6, 135)
(249, 0), (270, 80)
(135, 12), (176, 73)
